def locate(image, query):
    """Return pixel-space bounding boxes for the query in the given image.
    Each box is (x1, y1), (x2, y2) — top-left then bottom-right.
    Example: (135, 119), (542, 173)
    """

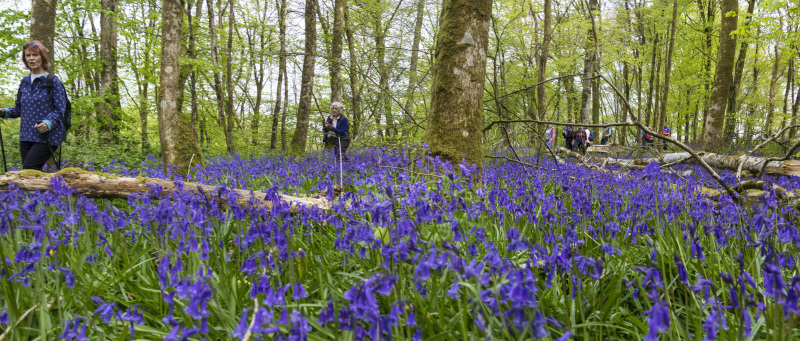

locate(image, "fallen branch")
(0, 169), (332, 212)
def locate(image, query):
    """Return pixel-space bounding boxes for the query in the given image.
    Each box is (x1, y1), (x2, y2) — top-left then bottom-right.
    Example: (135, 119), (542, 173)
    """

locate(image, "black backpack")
(40, 73), (72, 132)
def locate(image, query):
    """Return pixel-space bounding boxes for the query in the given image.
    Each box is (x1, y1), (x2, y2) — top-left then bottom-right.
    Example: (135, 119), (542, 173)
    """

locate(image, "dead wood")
(0, 169), (332, 212)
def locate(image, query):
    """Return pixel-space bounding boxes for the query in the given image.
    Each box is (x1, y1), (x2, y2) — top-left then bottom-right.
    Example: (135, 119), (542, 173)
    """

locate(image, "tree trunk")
(345, 2), (362, 140)
(424, 0), (492, 167)
(99, 0), (121, 144)
(658, 0), (678, 131)
(703, 0), (738, 145)
(224, 0), (236, 153)
(330, 0), (345, 103)
(402, 0), (426, 136)
(188, 0), (202, 144)
(765, 39), (781, 137)
(722, 0), (756, 142)
(271, 0), (287, 150)
(0, 171), (331, 211)
(698, 0), (715, 139)
(281, 66), (288, 150)
(579, 0), (597, 125)
(158, 0), (203, 175)
(207, 0), (234, 153)
(30, 0), (57, 60)
(645, 33), (659, 128)
(536, 0), (552, 148)
(290, 0), (318, 154)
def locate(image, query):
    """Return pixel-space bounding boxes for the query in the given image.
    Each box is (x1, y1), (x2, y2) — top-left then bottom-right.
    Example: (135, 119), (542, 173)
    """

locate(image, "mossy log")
(0, 168), (331, 212)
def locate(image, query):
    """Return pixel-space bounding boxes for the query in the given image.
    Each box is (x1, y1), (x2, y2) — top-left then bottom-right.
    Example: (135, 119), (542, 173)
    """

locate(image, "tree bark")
(344, 2), (362, 140)
(271, 0), (287, 150)
(330, 0), (345, 103)
(207, 0), (234, 153)
(579, 0), (597, 124)
(424, 0), (492, 167)
(765, 39), (781, 137)
(224, 0), (236, 153)
(158, 0), (203, 175)
(536, 0), (552, 147)
(30, 0), (57, 60)
(0, 170), (331, 212)
(188, 0), (203, 144)
(99, 0), (121, 143)
(645, 33), (659, 128)
(658, 0), (678, 131)
(402, 0), (426, 136)
(722, 0), (756, 142)
(703, 0), (738, 145)
(290, 0), (318, 154)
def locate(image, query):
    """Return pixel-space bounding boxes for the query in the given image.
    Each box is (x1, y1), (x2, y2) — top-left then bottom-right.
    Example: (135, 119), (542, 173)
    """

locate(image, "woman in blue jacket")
(322, 102), (350, 161)
(0, 41), (67, 170)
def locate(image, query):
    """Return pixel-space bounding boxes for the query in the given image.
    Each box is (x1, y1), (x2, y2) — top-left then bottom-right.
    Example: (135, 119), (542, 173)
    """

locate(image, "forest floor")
(0, 147), (799, 340)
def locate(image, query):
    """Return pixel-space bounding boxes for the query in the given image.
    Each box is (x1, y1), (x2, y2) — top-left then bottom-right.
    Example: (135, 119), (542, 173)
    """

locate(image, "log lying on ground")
(560, 148), (800, 177)
(0, 168), (332, 212)
(585, 143), (635, 154)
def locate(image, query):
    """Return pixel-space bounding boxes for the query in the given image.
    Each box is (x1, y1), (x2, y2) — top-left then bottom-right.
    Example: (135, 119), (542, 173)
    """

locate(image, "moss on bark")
(425, 0), (492, 169)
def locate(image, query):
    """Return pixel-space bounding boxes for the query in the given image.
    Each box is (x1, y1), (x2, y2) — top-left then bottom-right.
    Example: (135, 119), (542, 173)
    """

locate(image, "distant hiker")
(641, 129), (654, 146)
(662, 125), (671, 150)
(573, 126), (587, 154)
(0, 41), (67, 171)
(562, 121), (575, 151)
(601, 123), (614, 144)
(545, 124), (555, 148)
(322, 102), (350, 161)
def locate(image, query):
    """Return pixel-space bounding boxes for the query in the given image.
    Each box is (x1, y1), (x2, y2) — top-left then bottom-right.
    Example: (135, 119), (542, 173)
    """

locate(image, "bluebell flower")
(643, 297), (670, 341)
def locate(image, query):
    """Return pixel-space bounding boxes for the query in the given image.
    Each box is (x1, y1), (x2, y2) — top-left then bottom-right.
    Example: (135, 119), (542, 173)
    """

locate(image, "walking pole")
(0, 123), (7, 173)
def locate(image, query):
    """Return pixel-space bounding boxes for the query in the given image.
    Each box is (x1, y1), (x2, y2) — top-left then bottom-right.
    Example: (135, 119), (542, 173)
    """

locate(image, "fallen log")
(585, 143), (635, 154)
(559, 148), (800, 177)
(0, 168), (332, 212)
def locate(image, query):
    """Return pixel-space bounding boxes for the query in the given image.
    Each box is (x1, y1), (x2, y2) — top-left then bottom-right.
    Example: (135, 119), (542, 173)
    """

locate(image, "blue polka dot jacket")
(3, 74), (68, 146)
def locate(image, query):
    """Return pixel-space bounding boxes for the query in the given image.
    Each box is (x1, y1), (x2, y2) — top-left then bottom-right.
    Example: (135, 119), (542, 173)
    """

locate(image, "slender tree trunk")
(698, 0), (715, 139)
(425, 0), (492, 167)
(281, 66), (288, 150)
(330, 0), (345, 103)
(579, 0), (597, 124)
(537, 0), (552, 148)
(30, 0), (57, 60)
(780, 58), (792, 133)
(188, 0), (202, 144)
(645, 33), (659, 128)
(790, 59), (800, 139)
(290, 0), (318, 153)
(345, 2), (362, 139)
(271, 0), (287, 149)
(723, 0), (756, 141)
(223, 0), (236, 153)
(99, 0), (120, 143)
(403, 0), (426, 136)
(658, 0), (678, 131)
(562, 76), (578, 122)
(765, 39), (781, 137)
(207, 0), (233, 152)
(158, 0), (203, 174)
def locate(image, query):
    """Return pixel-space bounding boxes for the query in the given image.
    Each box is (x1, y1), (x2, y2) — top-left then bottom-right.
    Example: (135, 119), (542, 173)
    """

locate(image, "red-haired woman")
(0, 40), (67, 170)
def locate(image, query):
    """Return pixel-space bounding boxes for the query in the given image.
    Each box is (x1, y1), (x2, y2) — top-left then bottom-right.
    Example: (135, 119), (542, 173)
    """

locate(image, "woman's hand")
(34, 122), (49, 133)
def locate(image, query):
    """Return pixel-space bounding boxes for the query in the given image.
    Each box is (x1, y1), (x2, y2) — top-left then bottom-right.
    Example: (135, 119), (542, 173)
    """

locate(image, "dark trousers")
(565, 138), (573, 151)
(20, 141), (56, 170)
(601, 137), (609, 145)
(334, 138), (350, 161)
